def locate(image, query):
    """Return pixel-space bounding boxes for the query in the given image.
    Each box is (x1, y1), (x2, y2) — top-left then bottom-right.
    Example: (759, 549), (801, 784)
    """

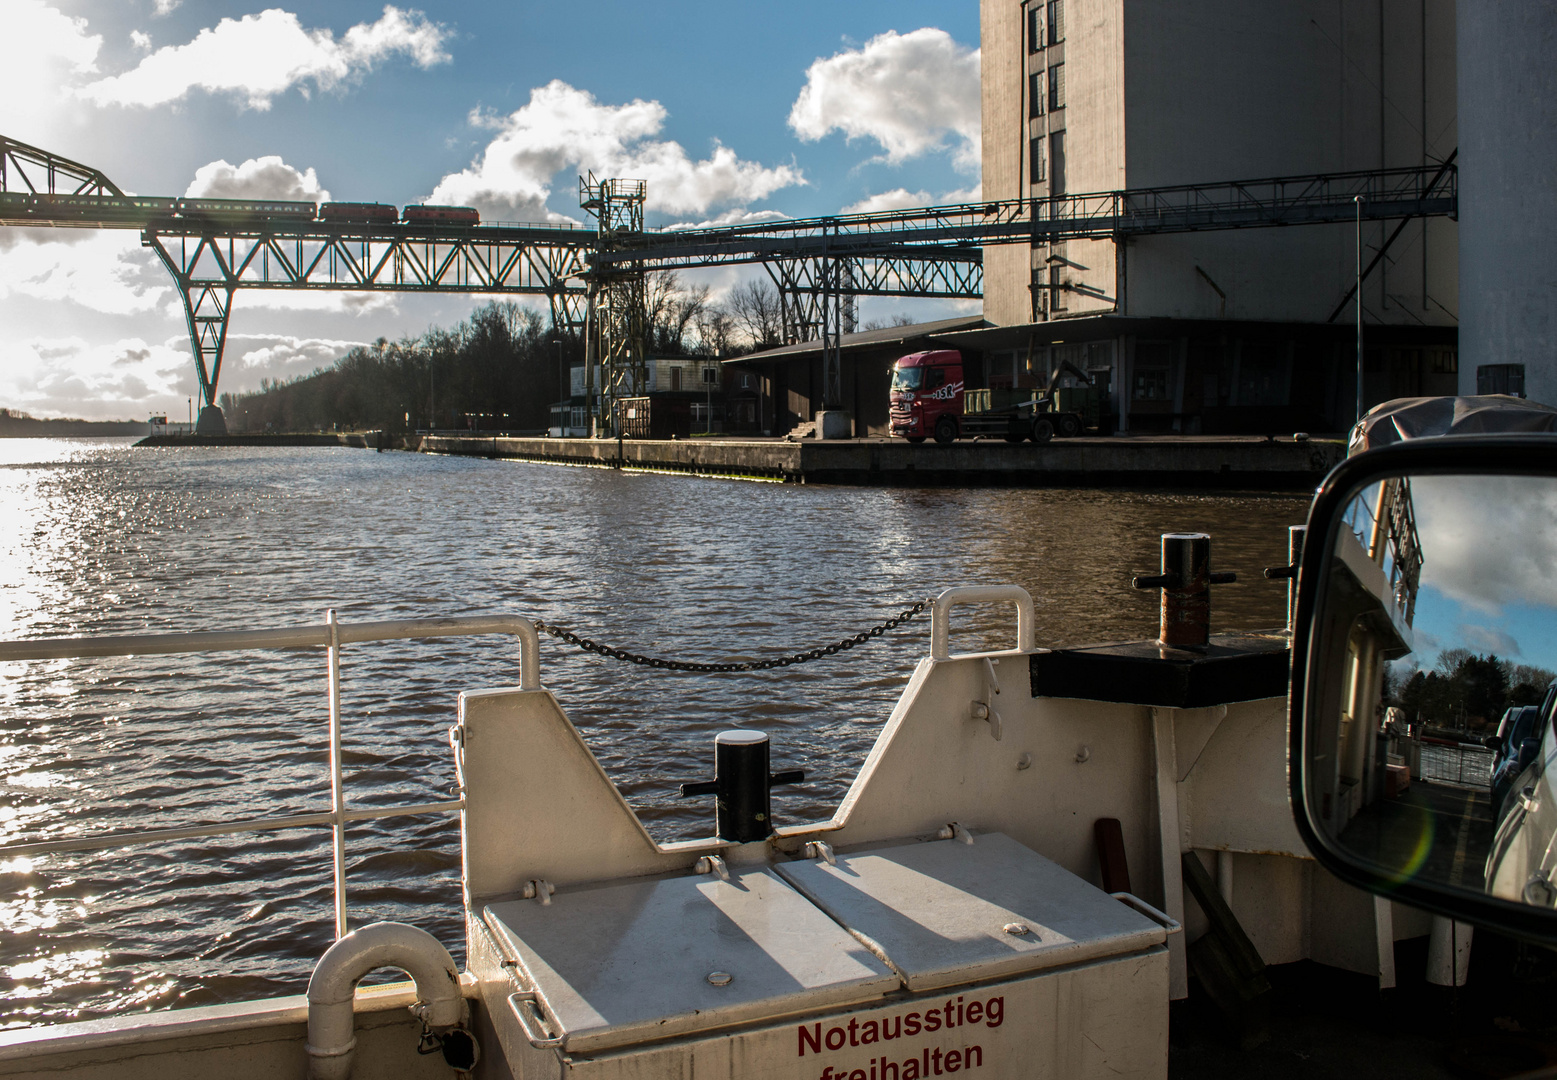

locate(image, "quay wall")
(417, 435), (1344, 488)
(136, 432), (380, 448)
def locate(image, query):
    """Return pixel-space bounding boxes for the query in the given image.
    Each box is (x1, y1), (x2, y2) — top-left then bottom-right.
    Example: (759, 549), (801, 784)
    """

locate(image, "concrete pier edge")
(415, 434), (1343, 489)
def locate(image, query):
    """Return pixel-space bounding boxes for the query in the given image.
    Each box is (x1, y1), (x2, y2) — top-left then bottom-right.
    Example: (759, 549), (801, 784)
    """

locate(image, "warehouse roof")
(725, 316), (987, 364)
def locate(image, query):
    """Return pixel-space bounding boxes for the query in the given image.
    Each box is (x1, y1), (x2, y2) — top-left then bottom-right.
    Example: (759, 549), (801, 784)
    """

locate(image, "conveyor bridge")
(1, 134), (1455, 420)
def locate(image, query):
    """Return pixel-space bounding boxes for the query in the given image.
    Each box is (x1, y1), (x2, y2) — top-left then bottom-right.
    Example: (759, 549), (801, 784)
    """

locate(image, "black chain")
(534, 600), (928, 673)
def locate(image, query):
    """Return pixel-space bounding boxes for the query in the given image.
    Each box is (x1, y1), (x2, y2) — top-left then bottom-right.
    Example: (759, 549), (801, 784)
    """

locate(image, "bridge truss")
(138, 225), (595, 407)
(1, 137), (122, 197)
(0, 134), (1457, 431)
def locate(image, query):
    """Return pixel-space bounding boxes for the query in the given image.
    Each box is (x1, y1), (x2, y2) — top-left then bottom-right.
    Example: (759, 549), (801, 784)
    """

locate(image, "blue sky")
(1395, 476), (1557, 677)
(2, 1), (980, 419)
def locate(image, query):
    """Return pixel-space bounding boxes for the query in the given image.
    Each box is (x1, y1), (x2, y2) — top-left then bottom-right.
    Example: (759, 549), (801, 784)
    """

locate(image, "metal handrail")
(930, 585), (1036, 660)
(0, 613), (541, 938)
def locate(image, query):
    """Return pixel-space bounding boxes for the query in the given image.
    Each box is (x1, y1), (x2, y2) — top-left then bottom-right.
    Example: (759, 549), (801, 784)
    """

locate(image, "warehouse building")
(974, 0), (1460, 433)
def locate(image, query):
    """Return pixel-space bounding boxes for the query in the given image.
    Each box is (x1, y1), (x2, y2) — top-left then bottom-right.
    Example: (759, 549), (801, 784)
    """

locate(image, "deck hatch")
(774, 832), (1166, 991)
(483, 865), (899, 1053)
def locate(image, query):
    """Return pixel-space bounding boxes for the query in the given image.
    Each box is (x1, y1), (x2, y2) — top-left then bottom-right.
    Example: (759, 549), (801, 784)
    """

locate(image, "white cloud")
(789, 28), (981, 171)
(0, 1), (102, 131)
(842, 182), (984, 216)
(221, 333), (366, 389)
(185, 156), (331, 202)
(941, 183), (984, 204)
(0, 230), (170, 316)
(130, 30), (152, 51)
(9, 1), (100, 73)
(843, 188), (936, 215)
(235, 290), (396, 315)
(659, 208), (792, 231)
(1459, 624), (1522, 658)
(1412, 475), (1557, 612)
(427, 80), (804, 221)
(0, 335), (191, 420)
(76, 6), (451, 110)
(153, 0), (182, 15)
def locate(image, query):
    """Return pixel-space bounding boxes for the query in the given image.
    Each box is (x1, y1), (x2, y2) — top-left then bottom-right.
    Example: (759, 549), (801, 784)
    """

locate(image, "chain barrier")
(533, 600), (928, 673)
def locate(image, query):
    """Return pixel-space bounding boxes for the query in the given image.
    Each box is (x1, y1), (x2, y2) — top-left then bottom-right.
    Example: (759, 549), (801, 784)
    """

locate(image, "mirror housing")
(1291, 434), (1557, 944)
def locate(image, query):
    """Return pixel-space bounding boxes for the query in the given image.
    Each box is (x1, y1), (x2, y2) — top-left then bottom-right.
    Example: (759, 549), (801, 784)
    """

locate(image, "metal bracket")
(1111, 891), (1183, 934)
(508, 991), (565, 1049)
(971, 701), (1003, 742)
(522, 879), (555, 905)
(803, 840), (837, 865)
(695, 854), (731, 881)
(936, 822), (976, 845)
(977, 658), (1005, 740)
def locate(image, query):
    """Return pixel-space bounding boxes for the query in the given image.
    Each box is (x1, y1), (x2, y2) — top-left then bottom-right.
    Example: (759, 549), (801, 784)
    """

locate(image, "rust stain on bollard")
(1132, 533), (1236, 648)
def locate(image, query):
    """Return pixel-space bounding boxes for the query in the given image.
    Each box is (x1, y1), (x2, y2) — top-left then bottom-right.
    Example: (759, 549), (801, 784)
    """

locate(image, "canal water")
(0, 437), (1309, 1026)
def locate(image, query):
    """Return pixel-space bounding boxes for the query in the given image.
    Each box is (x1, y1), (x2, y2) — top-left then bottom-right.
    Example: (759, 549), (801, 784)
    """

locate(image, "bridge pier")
(195, 405), (228, 436)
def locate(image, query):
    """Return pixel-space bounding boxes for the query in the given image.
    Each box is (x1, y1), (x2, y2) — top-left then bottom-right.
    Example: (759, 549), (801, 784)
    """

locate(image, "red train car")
(402, 204), (480, 225)
(318, 202), (398, 223)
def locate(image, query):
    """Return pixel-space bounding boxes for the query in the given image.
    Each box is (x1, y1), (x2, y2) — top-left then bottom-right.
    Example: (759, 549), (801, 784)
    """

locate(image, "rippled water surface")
(0, 438), (1309, 1026)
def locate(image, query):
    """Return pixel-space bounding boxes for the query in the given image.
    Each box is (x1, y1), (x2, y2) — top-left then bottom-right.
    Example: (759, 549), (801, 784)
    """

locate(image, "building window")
(1477, 363), (1525, 397)
(1029, 137), (1046, 182)
(1133, 342), (1172, 401)
(1049, 264), (1067, 310)
(1236, 342), (1291, 406)
(1431, 349), (1458, 375)
(1049, 130), (1067, 195)
(670, 366), (682, 391)
(1047, 0), (1064, 44)
(1029, 71), (1045, 116)
(1048, 63), (1065, 110)
(1027, 6), (1043, 52)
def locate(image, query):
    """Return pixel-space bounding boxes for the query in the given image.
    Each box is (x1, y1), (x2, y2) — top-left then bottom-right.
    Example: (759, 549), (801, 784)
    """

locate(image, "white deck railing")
(0, 613), (540, 938)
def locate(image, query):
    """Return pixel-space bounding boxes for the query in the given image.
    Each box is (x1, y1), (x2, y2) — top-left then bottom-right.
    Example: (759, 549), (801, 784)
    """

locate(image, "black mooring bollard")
(1132, 532), (1237, 648)
(680, 730), (805, 843)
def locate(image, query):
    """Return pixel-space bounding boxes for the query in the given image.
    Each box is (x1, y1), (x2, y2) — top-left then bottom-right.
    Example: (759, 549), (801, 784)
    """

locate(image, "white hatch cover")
(775, 832), (1166, 992)
(484, 866), (899, 1054)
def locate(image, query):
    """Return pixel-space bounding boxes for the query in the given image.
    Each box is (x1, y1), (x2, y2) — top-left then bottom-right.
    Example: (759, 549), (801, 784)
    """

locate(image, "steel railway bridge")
(0, 134), (1456, 433)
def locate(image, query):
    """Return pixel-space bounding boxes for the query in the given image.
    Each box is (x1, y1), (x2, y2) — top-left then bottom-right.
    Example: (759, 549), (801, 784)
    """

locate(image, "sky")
(1390, 475), (1557, 677)
(1, 0), (981, 420)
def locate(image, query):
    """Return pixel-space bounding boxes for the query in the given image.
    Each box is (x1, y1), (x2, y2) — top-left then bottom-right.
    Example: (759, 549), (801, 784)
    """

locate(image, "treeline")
(0, 408), (148, 436)
(220, 275), (810, 434)
(1386, 650), (1555, 731)
(221, 301), (563, 434)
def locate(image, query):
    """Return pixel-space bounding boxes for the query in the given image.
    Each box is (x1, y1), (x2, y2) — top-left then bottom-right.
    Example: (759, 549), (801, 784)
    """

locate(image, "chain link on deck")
(533, 601), (928, 673)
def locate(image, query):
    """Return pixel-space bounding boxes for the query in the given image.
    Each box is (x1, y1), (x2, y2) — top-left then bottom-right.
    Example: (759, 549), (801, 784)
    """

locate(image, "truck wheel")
(905, 436), (926, 444)
(1030, 417), (1054, 444)
(1057, 413), (1082, 438)
(934, 416), (958, 445)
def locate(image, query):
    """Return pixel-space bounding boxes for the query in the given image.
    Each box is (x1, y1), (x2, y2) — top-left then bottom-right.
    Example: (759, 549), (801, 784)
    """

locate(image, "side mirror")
(1291, 436), (1557, 942)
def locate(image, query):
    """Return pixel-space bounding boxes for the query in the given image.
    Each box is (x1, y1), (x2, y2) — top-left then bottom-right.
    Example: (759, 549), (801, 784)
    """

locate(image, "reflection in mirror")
(1309, 474), (1557, 908)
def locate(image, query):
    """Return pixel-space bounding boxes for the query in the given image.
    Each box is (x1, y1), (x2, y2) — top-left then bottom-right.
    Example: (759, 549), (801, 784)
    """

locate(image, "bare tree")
(645, 271), (710, 354)
(861, 313), (917, 331)
(729, 279), (784, 349)
(695, 306), (737, 356)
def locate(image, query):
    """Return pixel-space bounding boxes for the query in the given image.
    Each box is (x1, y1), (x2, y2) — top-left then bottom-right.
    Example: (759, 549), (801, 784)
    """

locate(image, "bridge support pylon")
(149, 233), (234, 433)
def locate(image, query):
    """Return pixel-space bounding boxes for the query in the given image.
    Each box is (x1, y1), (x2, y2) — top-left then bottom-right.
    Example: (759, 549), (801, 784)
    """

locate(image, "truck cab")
(889, 350), (964, 443)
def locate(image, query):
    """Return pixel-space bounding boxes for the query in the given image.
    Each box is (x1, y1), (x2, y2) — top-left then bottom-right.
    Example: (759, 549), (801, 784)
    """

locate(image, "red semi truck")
(889, 349), (1106, 444)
